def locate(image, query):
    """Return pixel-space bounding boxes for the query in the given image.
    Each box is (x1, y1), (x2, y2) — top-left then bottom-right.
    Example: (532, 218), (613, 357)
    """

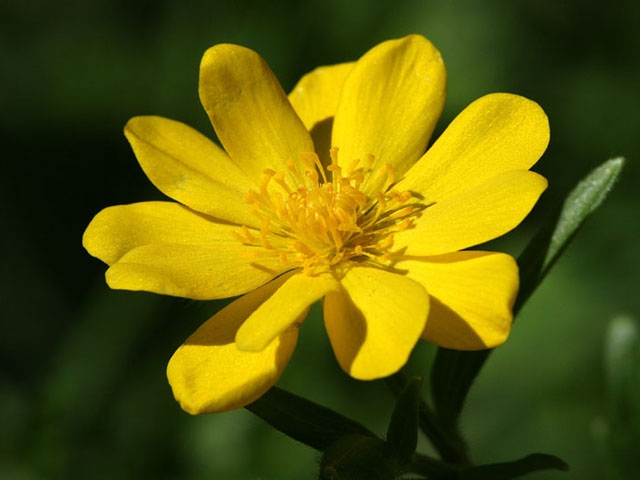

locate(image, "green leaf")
(320, 434), (400, 480)
(407, 453), (567, 479)
(386, 371), (470, 464)
(319, 377), (456, 479)
(407, 452), (464, 478)
(430, 348), (488, 428)
(431, 157), (625, 429)
(516, 156), (625, 312)
(245, 386), (374, 451)
(459, 453), (568, 479)
(386, 377), (421, 466)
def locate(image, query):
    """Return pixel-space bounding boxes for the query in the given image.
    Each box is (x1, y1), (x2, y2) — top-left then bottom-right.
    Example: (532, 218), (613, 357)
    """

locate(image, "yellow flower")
(83, 35), (549, 414)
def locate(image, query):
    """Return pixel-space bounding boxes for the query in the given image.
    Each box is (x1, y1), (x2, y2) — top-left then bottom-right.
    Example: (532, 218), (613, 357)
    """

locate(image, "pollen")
(233, 148), (417, 275)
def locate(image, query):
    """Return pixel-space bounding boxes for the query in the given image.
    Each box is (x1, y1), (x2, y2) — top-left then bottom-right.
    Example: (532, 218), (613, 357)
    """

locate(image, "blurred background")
(2, 0), (639, 478)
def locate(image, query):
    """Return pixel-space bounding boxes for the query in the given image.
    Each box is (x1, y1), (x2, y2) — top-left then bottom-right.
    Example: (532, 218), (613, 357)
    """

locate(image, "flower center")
(233, 148), (416, 275)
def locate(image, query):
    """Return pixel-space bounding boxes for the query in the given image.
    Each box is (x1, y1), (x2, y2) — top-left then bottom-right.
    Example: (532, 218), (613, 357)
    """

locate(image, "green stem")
(385, 372), (470, 465)
(407, 453), (568, 479)
(406, 452), (463, 478)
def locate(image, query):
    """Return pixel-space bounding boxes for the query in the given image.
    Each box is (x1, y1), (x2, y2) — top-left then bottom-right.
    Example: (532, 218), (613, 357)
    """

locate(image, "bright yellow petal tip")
(400, 92), (550, 203)
(235, 272), (339, 352)
(333, 34), (447, 191)
(167, 276), (300, 413)
(324, 266), (430, 380)
(399, 251), (519, 350)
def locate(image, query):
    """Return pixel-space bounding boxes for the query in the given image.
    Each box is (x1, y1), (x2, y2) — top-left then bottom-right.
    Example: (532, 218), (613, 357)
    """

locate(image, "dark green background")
(2, 0), (639, 478)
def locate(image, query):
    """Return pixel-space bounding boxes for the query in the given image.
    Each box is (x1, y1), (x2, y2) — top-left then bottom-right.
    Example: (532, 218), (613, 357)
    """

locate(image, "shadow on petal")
(422, 297), (487, 350)
(310, 117), (334, 170)
(323, 289), (368, 375)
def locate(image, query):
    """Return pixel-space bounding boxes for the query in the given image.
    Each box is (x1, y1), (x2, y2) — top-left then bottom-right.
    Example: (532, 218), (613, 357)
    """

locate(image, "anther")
(345, 157), (361, 175)
(382, 164), (395, 191)
(300, 152), (327, 183)
(273, 172), (292, 193)
(377, 234), (394, 250)
(396, 218), (412, 231)
(232, 148), (418, 274)
(243, 191), (255, 204)
(287, 158), (304, 183)
(330, 147), (339, 165)
(388, 205), (414, 219)
(364, 154), (375, 171)
(231, 231), (247, 244)
(242, 225), (257, 243)
(399, 191), (413, 202)
(260, 217), (273, 249)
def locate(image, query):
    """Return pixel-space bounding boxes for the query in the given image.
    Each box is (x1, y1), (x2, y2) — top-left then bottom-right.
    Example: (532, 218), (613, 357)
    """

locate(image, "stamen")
(231, 231), (246, 244)
(388, 205), (414, 220)
(329, 148), (340, 184)
(287, 159), (304, 183)
(243, 191), (255, 204)
(273, 172), (291, 193)
(364, 154), (375, 171)
(382, 164), (395, 191)
(260, 217), (273, 249)
(396, 218), (412, 231)
(345, 157), (360, 175)
(327, 164), (342, 185)
(231, 148), (417, 275)
(330, 147), (339, 166)
(242, 225), (257, 243)
(261, 169), (276, 196)
(377, 234), (394, 250)
(300, 152), (327, 183)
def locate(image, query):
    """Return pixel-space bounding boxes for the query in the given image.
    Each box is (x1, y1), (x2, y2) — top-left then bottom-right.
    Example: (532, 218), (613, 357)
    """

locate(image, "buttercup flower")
(83, 35), (549, 414)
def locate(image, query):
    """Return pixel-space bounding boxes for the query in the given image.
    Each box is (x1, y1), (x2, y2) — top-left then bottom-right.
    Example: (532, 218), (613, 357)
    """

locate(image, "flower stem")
(406, 452), (463, 478)
(385, 371), (470, 465)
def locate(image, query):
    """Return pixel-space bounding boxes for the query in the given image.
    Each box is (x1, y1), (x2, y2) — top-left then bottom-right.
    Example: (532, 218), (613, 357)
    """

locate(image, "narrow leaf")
(245, 386), (374, 451)
(460, 453), (568, 479)
(407, 452), (464, 477)
(431, 157), (625, 428)
(386, 377), (421, 465)
(516, 156), (625, 311)
(431, 349), (488, 427)
(386, 371), (470, 464)
(320, 434), (400, 480)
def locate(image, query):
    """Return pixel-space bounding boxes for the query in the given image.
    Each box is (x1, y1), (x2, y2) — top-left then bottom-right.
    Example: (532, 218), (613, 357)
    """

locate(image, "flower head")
(83, 35), (549, 414)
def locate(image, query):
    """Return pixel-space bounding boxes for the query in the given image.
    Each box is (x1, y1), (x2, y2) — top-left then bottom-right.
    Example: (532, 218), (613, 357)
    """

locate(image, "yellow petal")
(400, 93), (550, 203)
(199, 44), (314, 183)
(289, 62), (355, 130)
(235, 272), (339, 351)
(167, 275), (299, 414)
(289, 62), (355, 169)
(105, 243), (288, 300)
(397, 251), (518, 350)
(83, 201), (252, 266)
(332, 34), (446, 191)
(124, 116), (257, 226)
(395, 170), (548, 256)
(323, 266), (429, 380)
